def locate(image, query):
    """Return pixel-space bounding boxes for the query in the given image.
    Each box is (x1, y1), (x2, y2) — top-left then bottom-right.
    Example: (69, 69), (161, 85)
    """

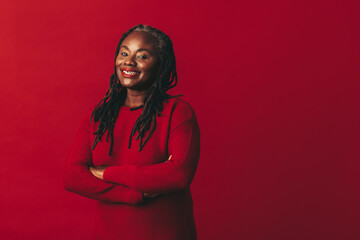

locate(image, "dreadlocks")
(91, 24), (181, 155)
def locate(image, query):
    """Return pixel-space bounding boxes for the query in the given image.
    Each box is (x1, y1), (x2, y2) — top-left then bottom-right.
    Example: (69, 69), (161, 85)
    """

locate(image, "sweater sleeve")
(63, 112), (144, 204)
(103, 104), (201, 194)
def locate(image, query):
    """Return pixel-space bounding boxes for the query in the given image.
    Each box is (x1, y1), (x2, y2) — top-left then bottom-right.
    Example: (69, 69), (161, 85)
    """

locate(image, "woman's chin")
(120, 79), (137, 88)
(123, 84), (146, 92)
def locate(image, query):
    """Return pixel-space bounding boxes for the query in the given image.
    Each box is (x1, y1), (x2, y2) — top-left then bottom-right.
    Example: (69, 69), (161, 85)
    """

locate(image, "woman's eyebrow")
(137, 48), (152, 54)
(120, 45), (152, 54)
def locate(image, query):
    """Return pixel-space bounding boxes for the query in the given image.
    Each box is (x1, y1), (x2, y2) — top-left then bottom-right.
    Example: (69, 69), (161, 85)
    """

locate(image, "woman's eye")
(138, 55), (148, 59)
(120, 52), (127, 56)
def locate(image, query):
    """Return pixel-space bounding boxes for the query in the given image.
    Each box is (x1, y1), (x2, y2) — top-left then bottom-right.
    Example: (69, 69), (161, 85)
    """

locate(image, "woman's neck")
(123, 88), (147, 108)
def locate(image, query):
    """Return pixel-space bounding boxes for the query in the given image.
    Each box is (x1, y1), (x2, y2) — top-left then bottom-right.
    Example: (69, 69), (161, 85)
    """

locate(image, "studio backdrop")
(0, 0), (359, 239)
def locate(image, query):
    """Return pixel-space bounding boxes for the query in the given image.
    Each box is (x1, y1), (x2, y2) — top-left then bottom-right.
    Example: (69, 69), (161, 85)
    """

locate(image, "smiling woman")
(116, 31), (160, 92)
(63, 24), (201, 240)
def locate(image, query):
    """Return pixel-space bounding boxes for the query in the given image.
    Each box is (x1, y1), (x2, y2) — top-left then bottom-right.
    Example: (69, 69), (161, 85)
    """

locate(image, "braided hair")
(91, 24), (181, 155)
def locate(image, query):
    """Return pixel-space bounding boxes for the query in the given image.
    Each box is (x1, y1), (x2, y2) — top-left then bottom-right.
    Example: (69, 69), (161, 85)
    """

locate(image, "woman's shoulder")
(77, 106), (97, 127)
(164, 95), (196, 112)
(163, 95), (197, 123)
(83, 106), (96, 120)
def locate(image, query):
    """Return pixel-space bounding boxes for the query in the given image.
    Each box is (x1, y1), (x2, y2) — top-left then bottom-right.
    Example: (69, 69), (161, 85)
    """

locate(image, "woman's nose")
(123, 55), (136, 66)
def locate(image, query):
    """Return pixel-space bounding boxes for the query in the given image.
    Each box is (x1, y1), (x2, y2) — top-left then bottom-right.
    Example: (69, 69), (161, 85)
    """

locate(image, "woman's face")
(115, 31), (160, 91)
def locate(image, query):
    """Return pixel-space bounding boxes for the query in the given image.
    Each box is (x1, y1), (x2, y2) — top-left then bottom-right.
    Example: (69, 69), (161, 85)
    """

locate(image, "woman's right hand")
(165, 154), (172, 163)
(143, 192), (159, 198)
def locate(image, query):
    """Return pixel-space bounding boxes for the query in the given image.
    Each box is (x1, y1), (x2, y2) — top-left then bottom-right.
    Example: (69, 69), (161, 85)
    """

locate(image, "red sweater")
(63, 97), (200, 240)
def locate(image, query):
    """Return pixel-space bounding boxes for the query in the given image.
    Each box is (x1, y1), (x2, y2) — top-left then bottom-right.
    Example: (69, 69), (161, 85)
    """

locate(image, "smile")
(120, 68), (140, 78)
(122, 70), (138, 75)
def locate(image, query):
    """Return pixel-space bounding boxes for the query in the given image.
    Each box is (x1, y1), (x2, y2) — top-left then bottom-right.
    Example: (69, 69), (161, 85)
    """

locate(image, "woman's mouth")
(121, 69), (140, 78)
(123, 70), (137, 75)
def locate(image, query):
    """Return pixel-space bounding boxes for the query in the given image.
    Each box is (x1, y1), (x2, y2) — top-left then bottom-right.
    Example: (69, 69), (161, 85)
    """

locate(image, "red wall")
(1, 0), (359, 239)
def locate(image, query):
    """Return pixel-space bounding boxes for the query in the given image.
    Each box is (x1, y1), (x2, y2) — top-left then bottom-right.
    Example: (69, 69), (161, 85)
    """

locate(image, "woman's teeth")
(123, 70), (138, 75)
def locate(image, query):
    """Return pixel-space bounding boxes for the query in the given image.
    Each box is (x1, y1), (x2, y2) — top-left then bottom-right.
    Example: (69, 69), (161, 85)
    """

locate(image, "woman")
(63, 24), (201, 240)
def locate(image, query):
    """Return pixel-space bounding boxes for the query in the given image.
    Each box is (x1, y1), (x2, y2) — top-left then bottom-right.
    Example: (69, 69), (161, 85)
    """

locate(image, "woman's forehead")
(122, 31), (158, 49)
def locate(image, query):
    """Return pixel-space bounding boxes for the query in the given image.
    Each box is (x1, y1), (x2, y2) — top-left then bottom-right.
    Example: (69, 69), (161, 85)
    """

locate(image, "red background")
(1, 0), (359, 239)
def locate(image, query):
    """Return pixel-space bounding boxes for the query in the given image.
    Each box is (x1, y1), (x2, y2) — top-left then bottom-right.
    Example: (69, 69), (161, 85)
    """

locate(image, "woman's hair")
(91, 24), (181, 155)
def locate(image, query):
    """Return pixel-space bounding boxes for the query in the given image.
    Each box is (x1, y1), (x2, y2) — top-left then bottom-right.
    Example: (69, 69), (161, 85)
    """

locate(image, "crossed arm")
(89, 155), (172, 198)
(64, 109), (200, 202)
(91, 119), (201, 195)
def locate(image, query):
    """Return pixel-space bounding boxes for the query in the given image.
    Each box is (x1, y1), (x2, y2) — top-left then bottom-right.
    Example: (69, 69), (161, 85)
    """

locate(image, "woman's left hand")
(89, 166), (107, 180)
